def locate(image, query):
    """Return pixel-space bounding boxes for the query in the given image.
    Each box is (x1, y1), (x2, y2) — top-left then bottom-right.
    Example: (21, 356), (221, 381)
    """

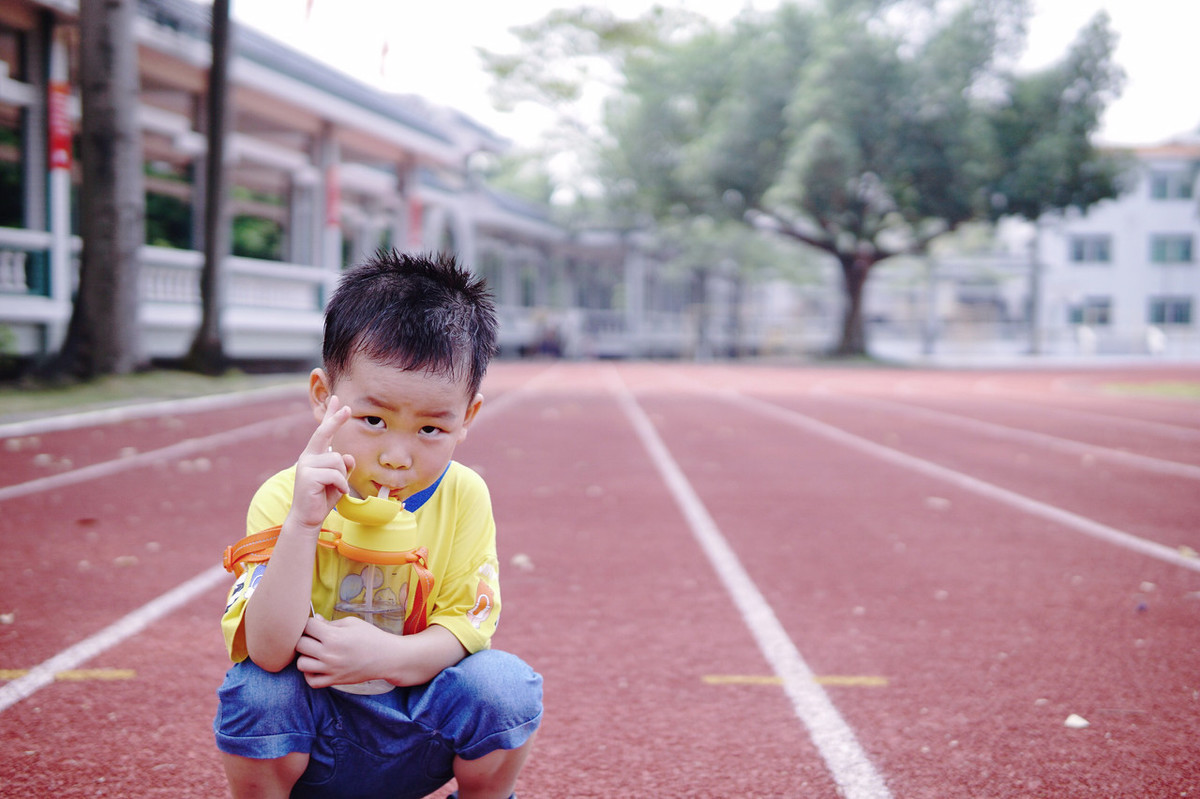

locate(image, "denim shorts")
(214, 649), (543, 799)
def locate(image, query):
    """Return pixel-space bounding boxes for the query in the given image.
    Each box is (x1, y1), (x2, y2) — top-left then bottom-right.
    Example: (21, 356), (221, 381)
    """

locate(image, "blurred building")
(0, 0), (705, 368)
(862, 138), (1200, 361)
(1035, 138), (1200, 358)
(2, 0), (1194, 369)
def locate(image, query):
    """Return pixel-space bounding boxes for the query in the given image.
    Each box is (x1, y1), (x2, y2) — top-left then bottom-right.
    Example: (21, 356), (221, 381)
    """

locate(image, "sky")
(230, 0), (1196, 149)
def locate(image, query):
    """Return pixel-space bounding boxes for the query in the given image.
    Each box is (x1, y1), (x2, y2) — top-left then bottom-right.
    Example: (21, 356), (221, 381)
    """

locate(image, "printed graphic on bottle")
(334, 563), (410, 636)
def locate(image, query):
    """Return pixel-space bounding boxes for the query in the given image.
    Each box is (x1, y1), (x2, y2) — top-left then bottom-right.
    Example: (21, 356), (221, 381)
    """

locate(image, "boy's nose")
(379, 446), (412, 470)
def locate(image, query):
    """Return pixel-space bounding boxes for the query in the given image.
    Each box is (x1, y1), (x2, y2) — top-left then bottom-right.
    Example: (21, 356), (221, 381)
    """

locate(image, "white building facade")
(1036, 139), (1200, 357)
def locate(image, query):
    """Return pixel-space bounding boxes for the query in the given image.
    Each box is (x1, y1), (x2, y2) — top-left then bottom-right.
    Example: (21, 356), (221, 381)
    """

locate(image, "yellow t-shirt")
(221, 461), (501, 663)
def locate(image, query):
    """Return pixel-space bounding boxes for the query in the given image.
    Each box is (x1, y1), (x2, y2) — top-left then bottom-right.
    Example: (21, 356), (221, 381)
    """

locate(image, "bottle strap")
(223, 525), (286, 573)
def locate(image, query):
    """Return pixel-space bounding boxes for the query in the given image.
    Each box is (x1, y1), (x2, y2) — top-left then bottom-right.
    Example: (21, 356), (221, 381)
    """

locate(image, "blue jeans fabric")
(214, 650), (543, 799)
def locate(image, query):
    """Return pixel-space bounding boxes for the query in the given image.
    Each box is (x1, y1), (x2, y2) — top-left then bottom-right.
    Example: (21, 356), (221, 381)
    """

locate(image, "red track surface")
(2, 362), (1198, 798)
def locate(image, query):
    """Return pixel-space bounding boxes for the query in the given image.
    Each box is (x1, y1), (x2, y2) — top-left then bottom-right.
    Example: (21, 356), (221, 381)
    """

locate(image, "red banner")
(48, 80), (72, 170)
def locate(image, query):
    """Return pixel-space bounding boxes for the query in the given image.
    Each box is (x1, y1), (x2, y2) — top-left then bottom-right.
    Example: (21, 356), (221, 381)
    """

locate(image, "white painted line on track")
(608, 369), (893, 799)
(0, 413), (311, 502)
(0, 368), (559, 713)
(0, 383), (304, 438)
(726, 389), (1200, 574)
(473, 364), (562, 424)
(0, 564), (229, 714)
(818, 390), (1200, 481)
(963, 389), (1200, 443)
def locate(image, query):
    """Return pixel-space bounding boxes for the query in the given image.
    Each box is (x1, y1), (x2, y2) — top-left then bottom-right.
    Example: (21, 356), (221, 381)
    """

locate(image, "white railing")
(0, 230), (333, 360)
(138, 248), (329, 311)
(0, 227), (58, 297)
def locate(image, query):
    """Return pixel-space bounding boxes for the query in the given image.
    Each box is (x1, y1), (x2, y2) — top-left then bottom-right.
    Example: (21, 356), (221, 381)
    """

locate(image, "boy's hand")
(289, 396), (356, 531)
(295, 615), (390, 689)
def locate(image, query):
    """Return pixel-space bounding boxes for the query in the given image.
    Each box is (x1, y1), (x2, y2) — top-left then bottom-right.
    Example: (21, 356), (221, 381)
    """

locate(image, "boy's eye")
(420, 425), (443, 436)
(363, 416), (385, 429)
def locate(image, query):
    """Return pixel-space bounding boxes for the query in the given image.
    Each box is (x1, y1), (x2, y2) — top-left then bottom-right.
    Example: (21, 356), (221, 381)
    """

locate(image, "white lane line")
(0, 413), (311, 503)
(726, 389), (1200, 574)
(0, 413), (309, 711)
(608, 369), (893, 799)
(0, 564), (228, 714)
(475, 364), (563, 423)
(0, 383), (304, 438)
(0, 368), (554, 713)
(816, 390), (1200, 481)
(962, 388), (1200, 443)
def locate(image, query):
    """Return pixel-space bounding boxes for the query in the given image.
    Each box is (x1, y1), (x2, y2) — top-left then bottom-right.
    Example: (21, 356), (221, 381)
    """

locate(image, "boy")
(214, 251), (542, 799)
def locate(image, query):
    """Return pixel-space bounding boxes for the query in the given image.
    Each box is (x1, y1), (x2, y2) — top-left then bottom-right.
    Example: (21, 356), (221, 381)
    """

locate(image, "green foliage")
(230, 186), (285, 260)
(656, 215), (824, 282)
(983, 12), (1128, 220)
(145, 192), (192, 248)
(487, 0), (1122, 355)
(600, 0), (1041, 263)
(233, 215), (283, 261)
(479, 153), (558, 205)
(480, 6), (704, 118)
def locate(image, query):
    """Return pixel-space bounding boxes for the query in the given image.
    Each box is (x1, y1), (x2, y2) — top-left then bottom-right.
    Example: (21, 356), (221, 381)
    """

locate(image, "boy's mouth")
(372, 483), (404, 503)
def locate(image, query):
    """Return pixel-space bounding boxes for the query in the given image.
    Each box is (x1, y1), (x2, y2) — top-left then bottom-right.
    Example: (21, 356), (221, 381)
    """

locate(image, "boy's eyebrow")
(361, 395), (456, 419)
(360, 394), (398, 413)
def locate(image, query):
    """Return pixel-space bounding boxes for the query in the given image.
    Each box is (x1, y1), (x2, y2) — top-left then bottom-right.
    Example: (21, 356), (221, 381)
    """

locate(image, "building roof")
(133, 0), (481, 149)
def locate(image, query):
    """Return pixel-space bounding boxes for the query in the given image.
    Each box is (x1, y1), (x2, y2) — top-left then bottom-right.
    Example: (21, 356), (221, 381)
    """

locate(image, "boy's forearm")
(244, 515), (321, 671)
(382, 624), (469, 687)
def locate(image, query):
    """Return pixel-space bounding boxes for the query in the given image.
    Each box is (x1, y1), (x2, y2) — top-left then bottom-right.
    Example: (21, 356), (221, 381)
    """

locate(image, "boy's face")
(308, 353), (482, 505)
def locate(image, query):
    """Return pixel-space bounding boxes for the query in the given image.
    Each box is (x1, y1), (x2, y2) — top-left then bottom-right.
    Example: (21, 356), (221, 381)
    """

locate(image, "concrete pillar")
(317, 126), (341, 303)
(288, 175), (315, 265)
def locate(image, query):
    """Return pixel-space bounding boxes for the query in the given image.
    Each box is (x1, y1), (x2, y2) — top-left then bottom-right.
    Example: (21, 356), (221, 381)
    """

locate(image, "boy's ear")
(308, 368), (333, 423)
(457, 393), (484, 443)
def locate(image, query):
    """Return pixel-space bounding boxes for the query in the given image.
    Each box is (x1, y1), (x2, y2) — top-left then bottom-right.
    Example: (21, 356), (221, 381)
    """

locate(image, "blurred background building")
(0, 0), (1196, 369)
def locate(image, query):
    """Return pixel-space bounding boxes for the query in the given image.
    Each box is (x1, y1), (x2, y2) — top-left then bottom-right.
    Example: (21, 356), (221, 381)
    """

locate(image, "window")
(1068, 297), (1112, 326)
(1148, 296), (1193, 326)
(1068, 235), (1111, 264)
(1149, 170), (1195, 200)
(1150, 235), (1194, 264)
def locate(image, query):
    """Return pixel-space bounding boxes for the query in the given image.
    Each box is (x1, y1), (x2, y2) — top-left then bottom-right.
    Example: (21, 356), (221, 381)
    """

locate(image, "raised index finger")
(304, 395), (352, 455)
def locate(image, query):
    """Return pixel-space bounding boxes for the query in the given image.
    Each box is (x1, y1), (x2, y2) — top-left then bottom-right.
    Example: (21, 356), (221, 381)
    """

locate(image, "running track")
(1, 362), (1198, 798)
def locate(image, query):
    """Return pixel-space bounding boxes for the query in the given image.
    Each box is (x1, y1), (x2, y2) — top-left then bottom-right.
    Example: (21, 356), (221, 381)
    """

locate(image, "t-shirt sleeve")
(220, 469), (295, 662)
(428, 467), (502, 655)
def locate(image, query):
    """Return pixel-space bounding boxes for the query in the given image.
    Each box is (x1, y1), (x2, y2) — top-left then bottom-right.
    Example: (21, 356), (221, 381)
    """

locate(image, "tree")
(492, 0), (1125, 357)
(186, 0), (232, 374)
(479, 5), (706, 203)
(53, 0), (145, 377)
(984, 12), (1126, 222)
(608, 0), (1036, 355)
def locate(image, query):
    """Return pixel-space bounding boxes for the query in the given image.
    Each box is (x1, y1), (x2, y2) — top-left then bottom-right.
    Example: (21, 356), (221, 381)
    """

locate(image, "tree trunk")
(833, 253), (871, 357)
(53, 0), (144, 378)
(186, 0), (232, 374)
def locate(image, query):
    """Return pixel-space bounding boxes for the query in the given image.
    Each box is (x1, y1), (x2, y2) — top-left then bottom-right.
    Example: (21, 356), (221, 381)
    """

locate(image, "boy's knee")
(450, 650), (543, 719)
(215, 660), (315, 757)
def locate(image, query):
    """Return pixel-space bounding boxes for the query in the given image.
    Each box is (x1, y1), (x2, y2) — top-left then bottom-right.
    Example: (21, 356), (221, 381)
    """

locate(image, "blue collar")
(403, 463), (451, 513)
